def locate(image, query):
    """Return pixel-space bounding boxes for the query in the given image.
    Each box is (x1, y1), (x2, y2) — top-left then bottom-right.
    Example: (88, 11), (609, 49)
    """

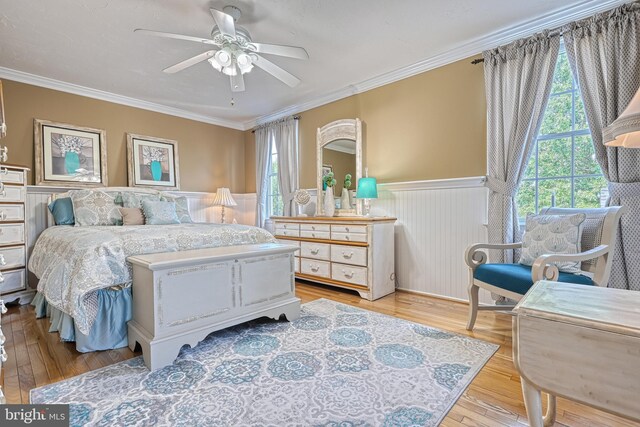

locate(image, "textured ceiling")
(0, 0), (626, 128)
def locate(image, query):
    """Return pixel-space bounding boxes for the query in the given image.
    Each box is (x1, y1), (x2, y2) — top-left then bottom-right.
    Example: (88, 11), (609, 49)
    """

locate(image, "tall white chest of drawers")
(272, 216), (396, 300)
(0, 165), (31, 305)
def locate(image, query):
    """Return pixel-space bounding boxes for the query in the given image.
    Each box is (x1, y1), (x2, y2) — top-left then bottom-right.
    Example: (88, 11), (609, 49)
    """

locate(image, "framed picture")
(127, 133), (180, 190)
(322, 164), (333, 177)
(0, 81), (6, 139)
(34, 119), (108, 187)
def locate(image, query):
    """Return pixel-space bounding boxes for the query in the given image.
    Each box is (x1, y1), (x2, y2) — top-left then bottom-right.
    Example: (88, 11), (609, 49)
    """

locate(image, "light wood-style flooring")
(1, 282), (638, 427)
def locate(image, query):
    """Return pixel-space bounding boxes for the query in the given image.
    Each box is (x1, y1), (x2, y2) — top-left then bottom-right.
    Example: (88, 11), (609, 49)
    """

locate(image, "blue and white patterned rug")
(31, 299), (498, 426)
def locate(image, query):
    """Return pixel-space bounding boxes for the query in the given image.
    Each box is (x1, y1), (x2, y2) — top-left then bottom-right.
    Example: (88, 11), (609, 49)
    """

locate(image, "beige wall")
(245, 55), (486, 190)
(1, 80), (246, 192)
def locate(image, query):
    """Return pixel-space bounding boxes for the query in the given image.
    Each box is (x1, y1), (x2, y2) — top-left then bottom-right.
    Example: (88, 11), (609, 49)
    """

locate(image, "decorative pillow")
(119, 207), (145, 225)
(519, 213), (587, 274)
(69, 190), (122, 226)
(48, 197), (75, 225)
(121, 191), (161, 209)
(141, 200), (180, 225)
(160, 194), (193, 223)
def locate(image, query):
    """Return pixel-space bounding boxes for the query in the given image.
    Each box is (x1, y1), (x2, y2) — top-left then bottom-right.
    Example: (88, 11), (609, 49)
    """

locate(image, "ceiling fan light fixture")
(207, 57), (222, 72)
(222, 64), (238, 76)
(214, 49), (232, 67)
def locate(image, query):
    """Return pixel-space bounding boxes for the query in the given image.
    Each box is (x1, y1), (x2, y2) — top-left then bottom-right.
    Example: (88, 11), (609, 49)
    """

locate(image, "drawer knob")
(311, 266), (320, 272)
(0, 345), (7, 362)
(342, 251), (354, 259)
(345, 227), (350, 232)
(345, 235), (350, 241)
(311, 226), (315, 230)
(310, 249), (319, 255)
(342, 270), (355, 279)
(0, 255), (5, 266)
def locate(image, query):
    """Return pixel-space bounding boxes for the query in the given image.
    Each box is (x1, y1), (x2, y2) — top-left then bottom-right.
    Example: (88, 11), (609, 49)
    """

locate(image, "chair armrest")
(531, 245), (609, 282)
(464, 242), (523, 269)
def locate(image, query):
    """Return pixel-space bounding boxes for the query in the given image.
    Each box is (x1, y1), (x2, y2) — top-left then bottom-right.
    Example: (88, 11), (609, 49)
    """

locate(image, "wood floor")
(1, 282), (638, 427)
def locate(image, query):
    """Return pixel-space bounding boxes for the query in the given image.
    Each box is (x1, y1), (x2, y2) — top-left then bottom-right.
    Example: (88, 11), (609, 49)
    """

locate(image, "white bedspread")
(28, 223), (276, 334)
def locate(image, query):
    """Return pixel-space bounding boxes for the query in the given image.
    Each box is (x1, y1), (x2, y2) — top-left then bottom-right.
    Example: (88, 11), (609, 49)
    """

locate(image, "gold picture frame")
(126, 133), (180, 190)
(34, 119), (108, 187)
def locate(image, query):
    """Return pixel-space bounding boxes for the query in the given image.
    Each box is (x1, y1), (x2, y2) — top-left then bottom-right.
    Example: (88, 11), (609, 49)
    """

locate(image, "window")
(516, 49), (607, 221)
(266, 139), (283, 217)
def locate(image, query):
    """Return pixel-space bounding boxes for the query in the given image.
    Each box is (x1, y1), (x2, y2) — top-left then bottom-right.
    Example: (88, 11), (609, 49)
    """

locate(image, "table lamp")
(356, 175), (378, 217)
(212, 188), (237, 223)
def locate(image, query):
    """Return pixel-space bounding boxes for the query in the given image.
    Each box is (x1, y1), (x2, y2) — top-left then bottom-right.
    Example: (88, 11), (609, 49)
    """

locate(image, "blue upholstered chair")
(465, 206), (625, 331)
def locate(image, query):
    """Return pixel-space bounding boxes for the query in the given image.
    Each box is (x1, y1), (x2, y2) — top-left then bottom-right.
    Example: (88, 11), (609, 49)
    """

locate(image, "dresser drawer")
(300, 230), (331, 239)
(331, 245), (367, 267)
(0, 186), (24, 203)
(331, 224), (367, 234)
(0, 224), (24, 246)
(300, 241), (331, 261)
(0, 169), (25, 185)
(332, 263), (368, 286)
(0, 204), (24, 222)
(274, 222), (299, 231)
(331, 232), (367, 243)
(275, 228), (300, 238)
(0, 269), (26, 294)
(0, 246), (26, 270)
(301, 258), (331, 278)
(300, 223), (330, 232)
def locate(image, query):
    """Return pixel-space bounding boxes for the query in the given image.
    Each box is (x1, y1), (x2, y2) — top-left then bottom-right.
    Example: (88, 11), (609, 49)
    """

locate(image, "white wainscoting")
(26, 186), (256, 261)
(373, 177), (492, 304)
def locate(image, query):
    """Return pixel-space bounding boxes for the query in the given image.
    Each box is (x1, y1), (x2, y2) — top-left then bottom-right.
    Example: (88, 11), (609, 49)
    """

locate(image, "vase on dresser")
(340, 188), (350, 211)
(323, 186), (335, 217)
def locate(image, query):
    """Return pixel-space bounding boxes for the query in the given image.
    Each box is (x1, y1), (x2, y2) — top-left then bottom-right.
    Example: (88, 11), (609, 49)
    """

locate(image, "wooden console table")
(513, 281), (640, 427)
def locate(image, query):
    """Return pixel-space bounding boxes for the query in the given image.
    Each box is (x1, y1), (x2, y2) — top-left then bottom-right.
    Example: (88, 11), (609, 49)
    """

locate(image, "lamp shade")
(603, 86), (640, 148)
(356, 177), (378, 199)
(212, 188), (237, 207)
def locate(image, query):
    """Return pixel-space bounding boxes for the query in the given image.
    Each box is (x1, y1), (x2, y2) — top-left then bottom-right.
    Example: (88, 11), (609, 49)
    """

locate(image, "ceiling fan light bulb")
(239, 63), (253, 74)
(208, 57), (222, 72)
(236, 53), (251, 67)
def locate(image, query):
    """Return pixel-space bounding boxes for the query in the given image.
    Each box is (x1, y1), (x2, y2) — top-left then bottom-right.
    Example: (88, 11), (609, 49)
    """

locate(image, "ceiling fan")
(135, 5), (308, 92)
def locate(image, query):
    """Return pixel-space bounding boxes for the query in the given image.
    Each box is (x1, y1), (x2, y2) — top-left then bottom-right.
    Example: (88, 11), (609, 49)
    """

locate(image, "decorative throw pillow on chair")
(519, 213), (587, 274)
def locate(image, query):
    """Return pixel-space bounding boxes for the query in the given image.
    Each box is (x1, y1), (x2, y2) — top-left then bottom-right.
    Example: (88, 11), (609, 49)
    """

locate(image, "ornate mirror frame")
(316, 118), (363, 216)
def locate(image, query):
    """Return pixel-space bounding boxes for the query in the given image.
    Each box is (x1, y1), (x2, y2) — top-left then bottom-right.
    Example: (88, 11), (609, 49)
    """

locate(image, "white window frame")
(517, 48), (605, 221)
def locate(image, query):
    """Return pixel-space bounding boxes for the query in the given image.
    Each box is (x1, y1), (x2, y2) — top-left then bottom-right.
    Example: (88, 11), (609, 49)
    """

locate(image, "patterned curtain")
(563, 2), (640, 290)
(484, 32), (561, 263)
(254, 126), (272, 228)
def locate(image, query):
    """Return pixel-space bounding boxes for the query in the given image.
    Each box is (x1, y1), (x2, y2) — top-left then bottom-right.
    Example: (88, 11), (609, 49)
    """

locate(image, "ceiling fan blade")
(163, 50), (217, 74)
(230, 69), (245, 92)
(134, 29), (216, 45)
(210, 8), (236, 38)
(251, 43), (309, 60)
(252, 55), (301, 87)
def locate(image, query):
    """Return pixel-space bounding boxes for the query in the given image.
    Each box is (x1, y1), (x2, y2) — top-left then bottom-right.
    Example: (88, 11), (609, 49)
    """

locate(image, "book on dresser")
(0, 164), (32, 305)
(271, 216), (396, 300)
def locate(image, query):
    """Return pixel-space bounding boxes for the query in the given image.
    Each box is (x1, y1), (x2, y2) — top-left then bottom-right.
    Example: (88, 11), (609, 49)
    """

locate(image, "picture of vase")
(150, 160), (162, 181)
(64, 151), (80, 174)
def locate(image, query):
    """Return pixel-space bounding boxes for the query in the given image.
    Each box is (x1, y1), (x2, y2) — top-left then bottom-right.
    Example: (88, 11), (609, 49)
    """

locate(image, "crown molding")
(244, 0), (627, 129)
(0, 67), (246, 130)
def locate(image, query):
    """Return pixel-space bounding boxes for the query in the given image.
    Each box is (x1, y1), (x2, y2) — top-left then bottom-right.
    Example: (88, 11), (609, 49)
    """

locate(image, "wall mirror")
(316, 118), (362, 216)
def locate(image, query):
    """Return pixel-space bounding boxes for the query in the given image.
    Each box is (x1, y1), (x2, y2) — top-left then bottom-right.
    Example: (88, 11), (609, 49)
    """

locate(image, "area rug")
(31, 298), (498, 426)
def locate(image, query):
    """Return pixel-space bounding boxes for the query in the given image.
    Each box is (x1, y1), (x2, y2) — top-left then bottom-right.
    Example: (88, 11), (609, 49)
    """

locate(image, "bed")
(28, 188), (278, 352)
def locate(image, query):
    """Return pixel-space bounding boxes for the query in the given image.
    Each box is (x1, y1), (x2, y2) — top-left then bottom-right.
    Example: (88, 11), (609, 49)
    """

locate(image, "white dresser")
(0, 164), (31, 305)
(272, 216), (396, 300)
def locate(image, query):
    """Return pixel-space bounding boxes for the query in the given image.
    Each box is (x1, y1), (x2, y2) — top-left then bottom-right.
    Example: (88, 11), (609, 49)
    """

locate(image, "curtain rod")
(251, 115), (300, 133)
(471, 26), (567, 64)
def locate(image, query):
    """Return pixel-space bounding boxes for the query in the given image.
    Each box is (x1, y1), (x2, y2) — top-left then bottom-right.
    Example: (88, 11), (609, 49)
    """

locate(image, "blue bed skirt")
(31, 288), (132, 353)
